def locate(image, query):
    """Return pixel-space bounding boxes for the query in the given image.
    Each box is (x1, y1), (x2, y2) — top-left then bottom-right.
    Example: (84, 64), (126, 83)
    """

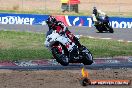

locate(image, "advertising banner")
(58, 15), (132, 28)
(0, 13), (48, 25)
(0, 13), (132, 28)
(109, 17), (132, 28)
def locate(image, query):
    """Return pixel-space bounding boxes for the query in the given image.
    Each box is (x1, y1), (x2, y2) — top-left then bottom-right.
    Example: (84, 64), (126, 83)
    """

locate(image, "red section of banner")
(54, 15), (68, 26)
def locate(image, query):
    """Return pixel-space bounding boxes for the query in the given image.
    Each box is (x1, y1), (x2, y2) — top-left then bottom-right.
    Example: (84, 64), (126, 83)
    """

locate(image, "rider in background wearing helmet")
(92, 6), (107, 25)
(46, 15), (82, 49)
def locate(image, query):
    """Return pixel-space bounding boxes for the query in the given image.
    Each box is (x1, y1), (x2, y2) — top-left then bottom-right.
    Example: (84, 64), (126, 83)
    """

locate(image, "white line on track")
(100, 38), (112, 40)
(77, 35), (132, 43)
(117, 40), (124, 42)
(127, 41), (132, 43)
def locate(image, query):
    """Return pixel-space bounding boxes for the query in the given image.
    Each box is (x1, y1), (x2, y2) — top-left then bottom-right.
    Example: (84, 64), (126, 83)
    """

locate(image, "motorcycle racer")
(46, 15), (82, 49)
(46, 16), (81, 56)
(45, 25), (93, 66)
(92, 6), (107, 23)
(92, 7), (113, 33)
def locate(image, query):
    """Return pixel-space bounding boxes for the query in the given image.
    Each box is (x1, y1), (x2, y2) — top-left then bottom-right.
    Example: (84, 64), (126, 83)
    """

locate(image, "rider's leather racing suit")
(92, 9), (106, 23)
(50, 21), (82, 59)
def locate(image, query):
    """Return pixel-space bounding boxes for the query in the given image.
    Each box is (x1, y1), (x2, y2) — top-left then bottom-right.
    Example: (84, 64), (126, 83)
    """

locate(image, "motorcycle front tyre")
(82, 47), (93, 65)
(52, 47), (69, 66)
(108, 26), (114, 33)
(95, 25), (103, 33)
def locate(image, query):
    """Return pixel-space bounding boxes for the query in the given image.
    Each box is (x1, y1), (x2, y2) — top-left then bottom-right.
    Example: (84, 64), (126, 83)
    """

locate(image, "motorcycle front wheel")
(95, 25), (103, 33)
(81, 46), (93, 65)
(52, 47), (69, 66)
(108, 26), (114, 33)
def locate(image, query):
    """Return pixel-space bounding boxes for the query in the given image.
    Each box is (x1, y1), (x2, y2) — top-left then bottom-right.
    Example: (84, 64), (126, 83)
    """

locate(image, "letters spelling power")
(0, 16), (34, 25)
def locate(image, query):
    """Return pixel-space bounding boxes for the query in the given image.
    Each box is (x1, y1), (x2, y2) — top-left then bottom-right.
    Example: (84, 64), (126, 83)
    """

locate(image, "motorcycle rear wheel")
(52, 47), (69, 66)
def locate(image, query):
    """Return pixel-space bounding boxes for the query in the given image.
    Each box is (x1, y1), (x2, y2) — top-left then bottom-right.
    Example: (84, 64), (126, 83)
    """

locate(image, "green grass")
(0, 30), (52, 61)
(81, 37), (132, 58)
(0, 30), (132, 61)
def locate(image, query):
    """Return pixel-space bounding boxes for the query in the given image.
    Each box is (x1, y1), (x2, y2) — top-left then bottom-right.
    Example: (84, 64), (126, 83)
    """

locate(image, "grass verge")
(0, 30), (132, 61)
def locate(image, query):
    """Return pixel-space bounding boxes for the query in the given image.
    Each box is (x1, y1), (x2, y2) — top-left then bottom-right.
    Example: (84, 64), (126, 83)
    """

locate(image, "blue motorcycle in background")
(93, 15), (114, 33)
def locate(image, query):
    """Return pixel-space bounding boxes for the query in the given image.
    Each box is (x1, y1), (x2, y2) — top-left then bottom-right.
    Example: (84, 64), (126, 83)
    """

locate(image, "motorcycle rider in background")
(92, 7), (110, 32)
(46, 15), (82, 58)
(92, 6), (106, 22)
